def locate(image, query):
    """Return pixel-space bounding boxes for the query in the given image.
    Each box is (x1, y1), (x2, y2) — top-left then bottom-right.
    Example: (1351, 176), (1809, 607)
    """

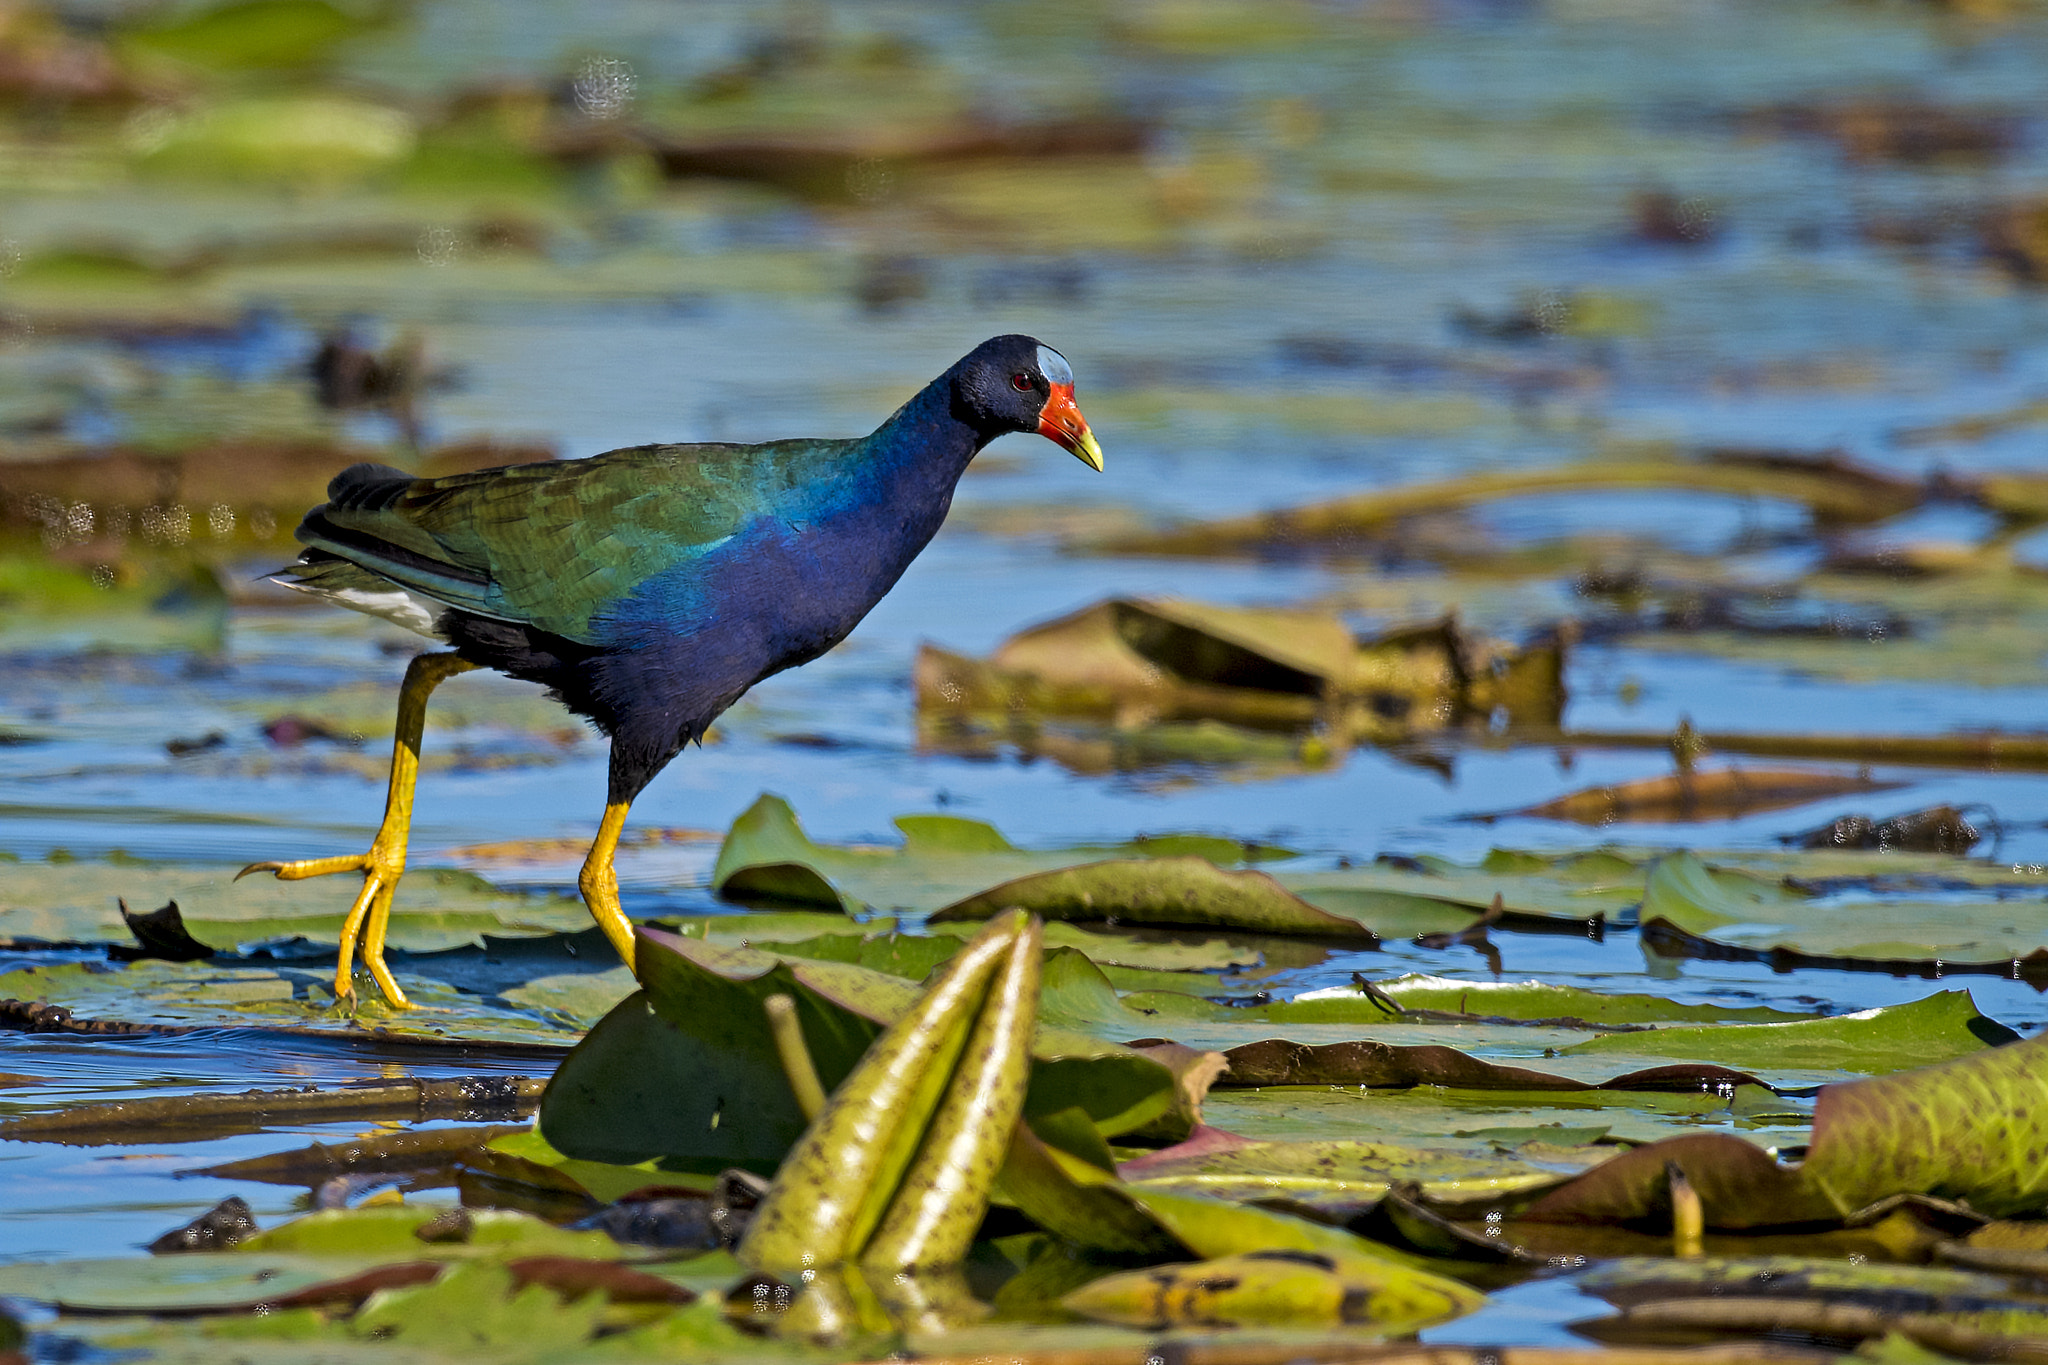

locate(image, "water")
(4, 0), (2048, 1345)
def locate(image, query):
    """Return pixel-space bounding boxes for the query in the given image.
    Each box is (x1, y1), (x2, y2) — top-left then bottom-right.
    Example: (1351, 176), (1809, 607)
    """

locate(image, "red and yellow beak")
(1038, 383), (1105, 472)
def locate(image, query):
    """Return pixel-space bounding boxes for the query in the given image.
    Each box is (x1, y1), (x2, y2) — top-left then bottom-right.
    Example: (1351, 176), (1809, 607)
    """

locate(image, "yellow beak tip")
(1074, 432), (1105, 473)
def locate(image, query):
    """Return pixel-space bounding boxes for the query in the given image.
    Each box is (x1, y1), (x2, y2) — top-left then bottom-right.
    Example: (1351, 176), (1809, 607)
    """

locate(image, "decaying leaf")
(1524, 1029), (2048, 1228)
(1786, 805), (1981, 854)
(916, 597), (1565, 740)
(1, 1079), (541, 1144)
(1509, 766), (1896, 824)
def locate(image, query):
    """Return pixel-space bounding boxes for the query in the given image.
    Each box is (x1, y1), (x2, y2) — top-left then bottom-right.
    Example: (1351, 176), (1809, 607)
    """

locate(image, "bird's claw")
(240, 852), (379, 883)
(236, 844), (408, 1007)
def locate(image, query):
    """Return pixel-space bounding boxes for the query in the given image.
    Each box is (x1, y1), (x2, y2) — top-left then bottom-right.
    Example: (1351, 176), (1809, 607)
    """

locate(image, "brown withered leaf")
(917, 597), (1564, 740)
(1508, 766), (1897, 825)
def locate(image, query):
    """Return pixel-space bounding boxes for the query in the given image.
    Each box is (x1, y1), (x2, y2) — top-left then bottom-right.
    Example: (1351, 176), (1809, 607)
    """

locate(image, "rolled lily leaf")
(1063, 1248), (1468, 1332)
(991, 1121), (1182, 1257)
(738, 912), (1022, 1271)
(864, 917), (1043, 1269)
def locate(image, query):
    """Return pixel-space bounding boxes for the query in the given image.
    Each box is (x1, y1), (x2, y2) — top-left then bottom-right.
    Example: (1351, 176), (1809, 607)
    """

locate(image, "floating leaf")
(1642, 851), (2048, 969)
(539, 928), (1204, 1170)
(1120, 1135), (1605, 1208)
(0, 960), (587, 1045)
(1561, 990), (2010, 1073)
(932, 856), (1370, 938)
(710, 793), (1291, 916)
(1526, 1029), (2048, 1227)
(0, 858), (593, 953)
(1063, 1249), (1465, 1332)
(238, 1206), (619, 1259)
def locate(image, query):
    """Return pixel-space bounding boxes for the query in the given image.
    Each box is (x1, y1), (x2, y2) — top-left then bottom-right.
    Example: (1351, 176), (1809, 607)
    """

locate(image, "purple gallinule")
(244, 335), (1103, 1006)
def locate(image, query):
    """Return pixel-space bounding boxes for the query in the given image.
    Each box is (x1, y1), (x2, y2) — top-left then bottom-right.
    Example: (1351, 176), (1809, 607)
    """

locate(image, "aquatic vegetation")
(8, 0), (2048, 1356)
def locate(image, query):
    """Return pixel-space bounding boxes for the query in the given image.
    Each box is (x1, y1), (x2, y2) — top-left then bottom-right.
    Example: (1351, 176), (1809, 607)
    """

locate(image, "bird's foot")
(237, 839), (412, 1009)
(236, 848), (392, 883)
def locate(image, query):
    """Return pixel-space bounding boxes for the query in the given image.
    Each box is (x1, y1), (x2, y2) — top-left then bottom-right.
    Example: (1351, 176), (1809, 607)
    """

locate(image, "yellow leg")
(238, 651), (478, 1008)
(578, 800), (638, 969)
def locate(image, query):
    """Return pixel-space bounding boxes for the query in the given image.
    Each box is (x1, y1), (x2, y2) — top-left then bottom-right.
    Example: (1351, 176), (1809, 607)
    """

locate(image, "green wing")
(296, 441), (833, 642)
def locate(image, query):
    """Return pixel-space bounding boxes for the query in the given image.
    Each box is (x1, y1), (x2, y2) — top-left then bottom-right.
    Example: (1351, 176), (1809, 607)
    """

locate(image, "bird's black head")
(948, 334), (1104, 471)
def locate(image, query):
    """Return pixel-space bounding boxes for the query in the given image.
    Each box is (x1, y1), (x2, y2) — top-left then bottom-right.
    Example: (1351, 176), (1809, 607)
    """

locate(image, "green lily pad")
(1264, 973), (1812, 1026)
(1036, 950), (1999, 1088)
(1281, 849), (1645, 931)
(0, 1253), (399, 1313)
(711, 797), (1653, 938)
(932, 856), (1371, 937)
(347, 1261), (610, 1360)
(238, 1206), (618, 1259)
(538, 929), (1206, 1170)
(1642, 851), (2048, 967)
(0, 960), (585, 1045)
(1561, 989), (2011, 1072)
(1200, 1084), (1803, 1150)
(1122, 1135), (1607, 1206)
(0, 858), (594, 952)
(710, 793), (1294, 917)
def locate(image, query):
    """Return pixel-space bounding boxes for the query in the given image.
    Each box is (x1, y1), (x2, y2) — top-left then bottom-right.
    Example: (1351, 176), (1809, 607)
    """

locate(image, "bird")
(242, 334), (1103, 1008)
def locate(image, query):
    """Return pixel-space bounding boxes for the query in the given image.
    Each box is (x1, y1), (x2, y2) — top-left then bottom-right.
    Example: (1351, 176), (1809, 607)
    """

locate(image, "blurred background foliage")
(7, 0), (2048, 783)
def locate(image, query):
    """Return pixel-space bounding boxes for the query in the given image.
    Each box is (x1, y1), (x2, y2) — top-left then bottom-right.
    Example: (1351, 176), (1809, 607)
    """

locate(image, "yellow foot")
(237, 844), (412, 1009)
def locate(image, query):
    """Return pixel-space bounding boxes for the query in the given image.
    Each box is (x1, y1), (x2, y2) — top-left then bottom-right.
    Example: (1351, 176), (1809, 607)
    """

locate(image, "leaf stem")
(764, 993), (827, 1122)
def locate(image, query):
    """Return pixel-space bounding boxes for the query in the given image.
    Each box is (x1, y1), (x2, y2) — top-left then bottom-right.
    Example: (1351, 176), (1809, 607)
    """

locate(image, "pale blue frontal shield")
(1036, 345), (1073, 387)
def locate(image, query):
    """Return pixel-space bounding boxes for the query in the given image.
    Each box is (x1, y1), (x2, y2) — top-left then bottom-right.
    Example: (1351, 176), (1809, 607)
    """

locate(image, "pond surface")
(4, 0), (2048, 1354)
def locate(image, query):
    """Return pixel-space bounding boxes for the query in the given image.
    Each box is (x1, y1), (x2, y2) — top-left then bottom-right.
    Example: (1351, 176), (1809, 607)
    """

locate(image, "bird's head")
(951, 334), (1105, 472)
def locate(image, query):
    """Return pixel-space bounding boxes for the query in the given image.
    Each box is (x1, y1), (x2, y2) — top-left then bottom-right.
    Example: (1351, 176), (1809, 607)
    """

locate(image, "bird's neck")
(862, 374), (989, 501)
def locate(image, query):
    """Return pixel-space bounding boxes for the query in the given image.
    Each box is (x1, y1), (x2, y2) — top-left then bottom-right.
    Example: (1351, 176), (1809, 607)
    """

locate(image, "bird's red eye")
(1011, 373), (1033, 392)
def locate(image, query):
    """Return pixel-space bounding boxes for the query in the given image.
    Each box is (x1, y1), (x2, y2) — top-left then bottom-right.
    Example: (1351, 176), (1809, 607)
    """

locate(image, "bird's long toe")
(236, 851), (376, 883)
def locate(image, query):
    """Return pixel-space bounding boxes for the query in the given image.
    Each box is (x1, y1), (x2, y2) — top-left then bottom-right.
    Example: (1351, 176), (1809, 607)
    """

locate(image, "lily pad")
(1200, 1084), (1803, 1151)
(1525, 1028), (2048, 1227)
(1039, 951), (2006, 1088)
(0, 960), (586, 1045)
(1642, 851), (2048, 968)
(932, 857), (1371, 938)
(1120, 1135), (1608, 1207)
(710, 793), (1293, 917)
(712, 797), (1641, 938)
(538, 928), (1210, 1169)
(0, 858), (594, 953)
